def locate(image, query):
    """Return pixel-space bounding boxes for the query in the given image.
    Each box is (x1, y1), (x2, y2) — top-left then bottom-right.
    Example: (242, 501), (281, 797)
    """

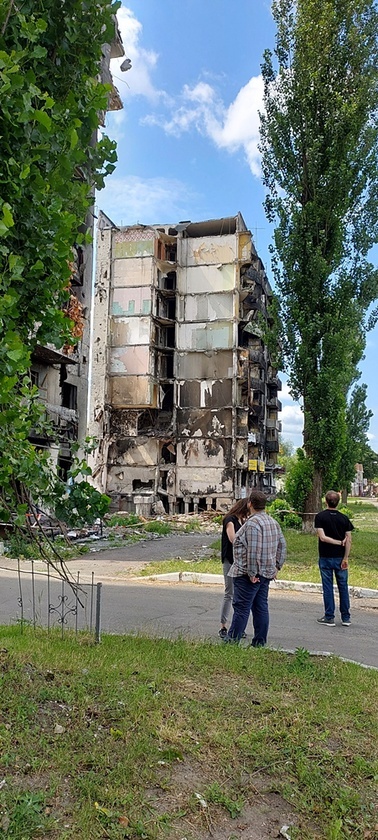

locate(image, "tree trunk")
(341, 487), (348, 505)
(302, 467), (322, 533)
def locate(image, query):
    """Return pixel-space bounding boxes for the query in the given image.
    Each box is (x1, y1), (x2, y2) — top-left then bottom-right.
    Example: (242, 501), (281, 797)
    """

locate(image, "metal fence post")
(95, 582), (102, 644)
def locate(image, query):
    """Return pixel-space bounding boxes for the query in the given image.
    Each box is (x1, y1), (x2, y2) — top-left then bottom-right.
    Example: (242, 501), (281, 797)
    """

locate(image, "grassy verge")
(0, 627), (377, 839)
(139, 501), (378, 589)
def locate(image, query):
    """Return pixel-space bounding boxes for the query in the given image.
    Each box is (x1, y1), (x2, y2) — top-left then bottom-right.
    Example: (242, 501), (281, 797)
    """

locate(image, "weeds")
(107, 513), (141, 527)
(0, 630), (377, 839)
(143, 521), (172, 535)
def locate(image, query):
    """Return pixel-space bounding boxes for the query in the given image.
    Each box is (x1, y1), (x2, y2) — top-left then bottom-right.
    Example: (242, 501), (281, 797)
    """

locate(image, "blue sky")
(97, 0), (378, 452)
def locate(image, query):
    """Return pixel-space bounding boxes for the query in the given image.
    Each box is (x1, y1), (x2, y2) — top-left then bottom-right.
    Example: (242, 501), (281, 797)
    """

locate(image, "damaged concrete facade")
(29, 18), (126, 479)
(89, 213), (282, 514)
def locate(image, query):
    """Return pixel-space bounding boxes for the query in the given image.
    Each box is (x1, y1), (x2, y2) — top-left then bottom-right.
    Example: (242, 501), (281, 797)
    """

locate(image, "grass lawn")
(0, 627), (377, 839)
(139, 501), (378, 590)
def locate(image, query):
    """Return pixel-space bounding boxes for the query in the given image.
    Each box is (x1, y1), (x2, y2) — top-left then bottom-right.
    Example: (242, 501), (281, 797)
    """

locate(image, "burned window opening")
(132, 479), (154, 491)
(156, 240), (177, 263)
(61, 382), (77, 411)
(58, 456), (73, 482)
(161, 442), (176, 464)
(158, 494), (169, 513)
(70, 245), (85, 287)
(158, 271), (176, 291)
(198, 497), (208, 512)
(156, 326), (175, 349)
(160, 384), (174, 411)
(30, 369), (39, 387)
(137, 409), (158, 434)
(157, 353), (174, 379)
(156, 296), (176, 320)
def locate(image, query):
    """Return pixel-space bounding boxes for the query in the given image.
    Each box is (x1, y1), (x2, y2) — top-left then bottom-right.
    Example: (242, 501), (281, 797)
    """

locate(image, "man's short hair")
(248, 490), (267, 511)
(325, 490), (340, 509)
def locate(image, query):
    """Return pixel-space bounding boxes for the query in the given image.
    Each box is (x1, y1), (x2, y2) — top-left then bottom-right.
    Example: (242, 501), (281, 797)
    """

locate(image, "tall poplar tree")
(260, 0), (378, 525)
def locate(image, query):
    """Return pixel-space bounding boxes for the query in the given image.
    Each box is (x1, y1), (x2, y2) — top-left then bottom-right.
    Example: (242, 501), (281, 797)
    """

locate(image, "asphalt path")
(0, 533), (377, 668)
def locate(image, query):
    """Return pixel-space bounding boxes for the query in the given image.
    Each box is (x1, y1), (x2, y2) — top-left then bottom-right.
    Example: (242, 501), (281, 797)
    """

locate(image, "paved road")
(0, 533), (377, 668)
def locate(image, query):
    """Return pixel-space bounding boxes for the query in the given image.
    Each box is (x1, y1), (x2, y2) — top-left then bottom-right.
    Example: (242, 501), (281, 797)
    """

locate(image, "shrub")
(54, 482), (110, 528)
(108, 513), (141, 527)
(281, 512), (302, 529)
(285, 450), (314, 512)
(143, 521), (172, 535)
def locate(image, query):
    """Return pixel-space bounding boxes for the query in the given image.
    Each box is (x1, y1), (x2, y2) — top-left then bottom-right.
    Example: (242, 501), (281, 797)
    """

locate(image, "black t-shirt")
(221, 514), (242, 564)
(314, 508), (354, 557)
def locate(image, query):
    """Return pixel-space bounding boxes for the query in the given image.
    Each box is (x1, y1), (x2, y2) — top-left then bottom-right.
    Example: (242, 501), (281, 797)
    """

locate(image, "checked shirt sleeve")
(232, 521), (260, 577)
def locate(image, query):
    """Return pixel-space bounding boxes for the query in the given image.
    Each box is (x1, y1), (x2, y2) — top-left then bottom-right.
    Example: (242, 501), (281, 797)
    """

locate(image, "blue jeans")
(319, 557), (350, 622)
(227, 574), (271, 646)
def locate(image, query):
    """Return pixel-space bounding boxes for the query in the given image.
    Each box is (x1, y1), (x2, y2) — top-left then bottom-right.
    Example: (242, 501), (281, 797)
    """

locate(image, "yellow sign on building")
(248, 459), (258, 471)
(257, 460), (265, 473)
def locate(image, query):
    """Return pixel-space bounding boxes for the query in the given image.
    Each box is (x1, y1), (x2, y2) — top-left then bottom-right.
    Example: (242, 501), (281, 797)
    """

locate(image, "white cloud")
(280, 381), (296, 403)
(207, 77), (264, 177)
(110, 6), (264, 176)
(143, 76), (264, 177)
(96, 175), (199, 226)
(280, 403), (304, 449)
(111, 5), (170, 103)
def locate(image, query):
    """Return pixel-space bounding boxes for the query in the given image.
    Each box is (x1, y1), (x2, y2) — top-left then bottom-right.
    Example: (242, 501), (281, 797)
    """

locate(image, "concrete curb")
(141, 572), (378, 599)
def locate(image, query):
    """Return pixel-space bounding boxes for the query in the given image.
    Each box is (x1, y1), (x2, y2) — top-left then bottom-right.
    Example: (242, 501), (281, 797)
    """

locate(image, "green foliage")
(203, 782), (243, 818)
(108, 513), (141, 527)
(3, 791), (53, 838)
(54, 482), (110, 529)
(182, 518), (202, 532)
(52, 439), (110, 527)
(281, 511), (303, 529)
(285, 449), (314, 512)
(260, 0), (378, 509)
(0, 1), (119, 527)
(143, 521), (172, 535)
(267, 497), (303, 529)
(337, 384), (373, 492)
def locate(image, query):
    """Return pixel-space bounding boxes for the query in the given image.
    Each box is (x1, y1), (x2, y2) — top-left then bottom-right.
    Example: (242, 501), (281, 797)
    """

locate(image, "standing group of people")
(219, 489), (354, 645)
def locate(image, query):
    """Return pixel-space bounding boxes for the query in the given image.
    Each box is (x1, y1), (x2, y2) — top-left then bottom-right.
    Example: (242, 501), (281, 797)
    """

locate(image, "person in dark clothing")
(226, 490), (286, 646)
(218, 499), (250, 639)
(314, 490), (354, 627)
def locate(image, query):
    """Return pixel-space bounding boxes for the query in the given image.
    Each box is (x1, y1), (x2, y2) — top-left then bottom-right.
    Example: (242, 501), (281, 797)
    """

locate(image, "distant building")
(89, 213), (282, 515)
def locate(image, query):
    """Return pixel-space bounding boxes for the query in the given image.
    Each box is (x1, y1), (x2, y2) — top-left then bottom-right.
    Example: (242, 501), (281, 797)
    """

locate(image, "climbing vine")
(0, 0), (120, 526)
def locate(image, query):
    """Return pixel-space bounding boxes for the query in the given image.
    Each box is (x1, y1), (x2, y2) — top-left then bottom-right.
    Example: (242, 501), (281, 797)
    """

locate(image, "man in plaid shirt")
(226, 490), (286, 646)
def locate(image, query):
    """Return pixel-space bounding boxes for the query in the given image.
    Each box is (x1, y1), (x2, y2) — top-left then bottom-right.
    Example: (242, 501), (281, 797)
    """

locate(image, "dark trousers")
(319, 557), (350, 621)
(227, 574), (271, 646)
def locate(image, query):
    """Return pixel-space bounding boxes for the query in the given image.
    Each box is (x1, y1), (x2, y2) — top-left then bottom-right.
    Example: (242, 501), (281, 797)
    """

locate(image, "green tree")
(285, 448), (314, 513)
(360, 445), (378, 483)
(260, 0), (378, 528)
(338, 383), (373, 501)
(0, 1), (119, 530)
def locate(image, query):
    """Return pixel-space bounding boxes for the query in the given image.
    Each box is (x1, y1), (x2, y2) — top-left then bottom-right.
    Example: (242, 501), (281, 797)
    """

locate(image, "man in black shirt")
(314, 490), (354, 627)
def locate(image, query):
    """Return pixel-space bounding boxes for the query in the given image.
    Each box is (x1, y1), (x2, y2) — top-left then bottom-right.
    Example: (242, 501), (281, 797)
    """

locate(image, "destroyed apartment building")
(89, 212), (282, 515)
(29, 18), (126, 478)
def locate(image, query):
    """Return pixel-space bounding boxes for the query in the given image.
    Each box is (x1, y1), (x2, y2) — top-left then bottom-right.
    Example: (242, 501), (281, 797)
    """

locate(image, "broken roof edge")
(182, 213), (249, 239)
(97, 209), (119, 230)
(101, 212), (254, 241)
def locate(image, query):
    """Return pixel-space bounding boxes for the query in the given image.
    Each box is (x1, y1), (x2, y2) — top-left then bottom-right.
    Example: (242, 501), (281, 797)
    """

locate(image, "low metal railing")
(0, 560), (102, 642)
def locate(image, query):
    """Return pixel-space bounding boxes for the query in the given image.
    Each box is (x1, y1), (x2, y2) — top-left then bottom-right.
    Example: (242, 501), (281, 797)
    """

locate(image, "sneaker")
(218, 627), (228, 639)
(341, 620), (351, 626)
(317, 617), (336, 626)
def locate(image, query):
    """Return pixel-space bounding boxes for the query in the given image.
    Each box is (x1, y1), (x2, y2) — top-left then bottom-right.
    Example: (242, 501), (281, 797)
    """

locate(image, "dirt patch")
(145, 759), (299, 839)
